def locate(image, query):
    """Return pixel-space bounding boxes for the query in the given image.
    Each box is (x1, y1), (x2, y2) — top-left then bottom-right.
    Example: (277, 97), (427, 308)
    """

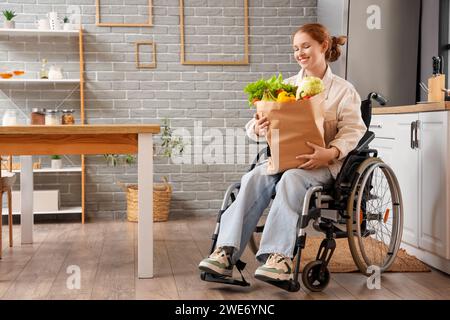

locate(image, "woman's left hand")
(295, 142), (339, 170)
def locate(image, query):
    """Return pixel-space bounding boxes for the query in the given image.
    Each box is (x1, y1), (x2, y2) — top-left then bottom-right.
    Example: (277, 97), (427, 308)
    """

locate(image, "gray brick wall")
(0, 0), (317, 219)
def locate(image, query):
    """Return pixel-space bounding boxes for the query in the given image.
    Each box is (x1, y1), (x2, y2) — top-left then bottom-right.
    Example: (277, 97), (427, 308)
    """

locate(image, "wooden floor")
(1, 216), (450, 300)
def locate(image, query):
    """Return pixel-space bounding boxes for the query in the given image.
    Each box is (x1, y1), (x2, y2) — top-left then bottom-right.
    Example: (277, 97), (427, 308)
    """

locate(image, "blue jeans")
(216, 161), (333, 264)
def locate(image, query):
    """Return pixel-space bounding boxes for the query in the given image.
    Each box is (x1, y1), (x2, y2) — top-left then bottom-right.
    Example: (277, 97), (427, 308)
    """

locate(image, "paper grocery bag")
(255, 92), (326, 175)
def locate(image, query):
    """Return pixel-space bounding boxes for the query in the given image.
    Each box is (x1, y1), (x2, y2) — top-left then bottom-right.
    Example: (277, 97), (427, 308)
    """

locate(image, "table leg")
(20, 156), (33, 244)
(138, 133), (153, 278)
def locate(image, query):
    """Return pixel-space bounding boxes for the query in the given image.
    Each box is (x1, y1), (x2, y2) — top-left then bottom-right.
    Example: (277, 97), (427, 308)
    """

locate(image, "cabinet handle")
(414, 120), (420, 149)
(369, 124), (382, 128)
(410, 121), (416, 149)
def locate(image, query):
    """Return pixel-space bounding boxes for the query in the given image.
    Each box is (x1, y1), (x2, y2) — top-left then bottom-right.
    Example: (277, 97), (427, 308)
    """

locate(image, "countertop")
(372, 101), (450, 115)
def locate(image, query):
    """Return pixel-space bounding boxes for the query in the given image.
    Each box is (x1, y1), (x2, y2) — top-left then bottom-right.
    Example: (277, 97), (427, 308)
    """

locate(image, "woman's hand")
(296, 142), (340, 170)
(253, 113), (270, 137)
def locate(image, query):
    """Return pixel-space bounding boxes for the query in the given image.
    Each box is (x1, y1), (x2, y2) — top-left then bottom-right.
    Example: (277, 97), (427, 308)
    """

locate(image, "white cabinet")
(417, 112), (448, 258)
(371, 114), (420, 248)
(371, 111), (450, 271)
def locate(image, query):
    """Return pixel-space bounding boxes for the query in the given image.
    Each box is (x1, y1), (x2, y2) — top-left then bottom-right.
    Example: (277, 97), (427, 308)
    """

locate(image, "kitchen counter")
(372, 101), (450, 114)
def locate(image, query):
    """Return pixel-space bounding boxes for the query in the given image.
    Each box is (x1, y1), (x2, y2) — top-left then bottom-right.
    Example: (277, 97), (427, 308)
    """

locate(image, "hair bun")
(327, 35), (347, 62)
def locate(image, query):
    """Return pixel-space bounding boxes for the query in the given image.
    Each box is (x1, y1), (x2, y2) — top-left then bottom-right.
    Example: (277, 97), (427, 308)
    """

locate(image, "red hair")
(293, 23), (347, 62)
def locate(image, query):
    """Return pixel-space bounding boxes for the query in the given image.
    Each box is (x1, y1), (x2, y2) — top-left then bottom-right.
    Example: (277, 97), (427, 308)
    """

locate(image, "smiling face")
(293, 31), (328, 73)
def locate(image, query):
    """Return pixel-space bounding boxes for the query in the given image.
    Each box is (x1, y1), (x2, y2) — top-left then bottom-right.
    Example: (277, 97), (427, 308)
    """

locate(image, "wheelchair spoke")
(350, 162), (402, 272)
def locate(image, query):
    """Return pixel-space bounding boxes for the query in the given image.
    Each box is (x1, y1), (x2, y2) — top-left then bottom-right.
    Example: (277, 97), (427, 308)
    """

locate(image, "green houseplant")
(107, 119), (185, 222)
(50, 155), (62, 170)
(104, 118), (185, 167)
(63, 16), (72, 31)
(2, 10), (17, 29)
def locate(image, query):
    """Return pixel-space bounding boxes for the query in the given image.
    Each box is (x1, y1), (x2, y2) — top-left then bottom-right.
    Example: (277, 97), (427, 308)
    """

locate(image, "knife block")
(428, 74), (446, 102)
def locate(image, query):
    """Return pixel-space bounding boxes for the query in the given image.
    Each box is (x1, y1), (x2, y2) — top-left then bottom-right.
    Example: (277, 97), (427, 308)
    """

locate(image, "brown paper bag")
(255, 92), (326, 175)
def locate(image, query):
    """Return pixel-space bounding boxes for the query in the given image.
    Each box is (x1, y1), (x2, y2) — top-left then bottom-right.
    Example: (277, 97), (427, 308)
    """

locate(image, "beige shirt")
(244, 65), (367, 179)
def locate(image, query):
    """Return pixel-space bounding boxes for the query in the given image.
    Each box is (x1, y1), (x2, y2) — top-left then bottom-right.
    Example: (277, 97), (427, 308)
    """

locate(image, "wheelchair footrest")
(254, 275), (301, 292)
(200, 272), (250, 287)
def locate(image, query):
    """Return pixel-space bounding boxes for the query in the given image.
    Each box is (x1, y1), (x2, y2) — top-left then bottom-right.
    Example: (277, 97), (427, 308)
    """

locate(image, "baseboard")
(401, 242), (450, 275)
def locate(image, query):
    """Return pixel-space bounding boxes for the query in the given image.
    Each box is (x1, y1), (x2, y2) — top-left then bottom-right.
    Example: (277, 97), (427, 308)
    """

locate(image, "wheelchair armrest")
(353, 131), (375, 154)
(333, 131), (376, 192)
(248, 145), (270, 171)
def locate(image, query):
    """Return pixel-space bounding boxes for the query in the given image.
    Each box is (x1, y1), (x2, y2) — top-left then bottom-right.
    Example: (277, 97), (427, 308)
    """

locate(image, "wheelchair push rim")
(347, 159), (403, 275)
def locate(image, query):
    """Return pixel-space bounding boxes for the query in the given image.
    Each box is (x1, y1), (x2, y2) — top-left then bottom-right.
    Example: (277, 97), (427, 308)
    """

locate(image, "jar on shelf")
(61, 109), (75, 125)
(31, 108), (46, 125)
(2, 110), (17, 126)
(45, 109), (60, 125)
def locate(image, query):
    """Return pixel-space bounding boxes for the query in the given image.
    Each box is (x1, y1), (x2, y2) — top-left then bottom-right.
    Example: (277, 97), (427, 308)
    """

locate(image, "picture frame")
(135, 41), (156, 69)
(179, 0), (249, 65)
(96, 0), (153, 27)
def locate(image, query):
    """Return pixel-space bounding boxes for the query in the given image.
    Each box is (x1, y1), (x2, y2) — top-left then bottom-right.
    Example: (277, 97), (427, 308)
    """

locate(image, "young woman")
(198, 23), (367, 282)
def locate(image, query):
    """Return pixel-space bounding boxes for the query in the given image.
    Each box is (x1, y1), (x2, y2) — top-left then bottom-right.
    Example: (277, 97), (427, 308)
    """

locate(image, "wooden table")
(0, 124), (160, 278)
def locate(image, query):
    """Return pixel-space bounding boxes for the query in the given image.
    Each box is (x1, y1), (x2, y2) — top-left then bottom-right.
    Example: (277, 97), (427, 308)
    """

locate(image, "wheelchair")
(200, 92), (404, 293)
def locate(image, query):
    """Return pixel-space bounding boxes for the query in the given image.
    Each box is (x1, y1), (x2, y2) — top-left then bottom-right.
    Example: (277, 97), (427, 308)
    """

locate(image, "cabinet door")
(372, 114), (420, 247)
(395, 114), (420, 248)
(418, 112), (449, 258)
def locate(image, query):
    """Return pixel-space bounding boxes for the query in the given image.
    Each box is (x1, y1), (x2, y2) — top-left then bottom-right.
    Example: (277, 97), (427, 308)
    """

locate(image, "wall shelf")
(0, 79), (80, 84)
(0, 27), (86, 223)
(5, 167), (82, 173)
(0, 28), (80, 37)
(2, 206), (82, 215)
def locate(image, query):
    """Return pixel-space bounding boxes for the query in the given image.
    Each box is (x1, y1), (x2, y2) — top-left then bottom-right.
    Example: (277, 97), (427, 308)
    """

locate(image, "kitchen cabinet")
(371, 111), (450, 273)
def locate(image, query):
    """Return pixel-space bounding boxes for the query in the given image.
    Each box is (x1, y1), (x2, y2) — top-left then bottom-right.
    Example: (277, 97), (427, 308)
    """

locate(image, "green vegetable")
(298, 76), (325, 99)
(243, 74), (297, 107)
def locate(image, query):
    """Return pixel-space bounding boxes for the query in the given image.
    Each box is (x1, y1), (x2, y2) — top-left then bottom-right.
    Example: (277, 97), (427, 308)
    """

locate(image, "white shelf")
(5, 167), (82, 173)
(2, 206), (82, 215)
(0, 28), (79, 37)
(0, 79), (80, 83)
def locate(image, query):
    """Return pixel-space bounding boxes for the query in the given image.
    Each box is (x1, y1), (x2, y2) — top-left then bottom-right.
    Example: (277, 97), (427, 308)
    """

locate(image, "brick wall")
(0, 0), (317, 219)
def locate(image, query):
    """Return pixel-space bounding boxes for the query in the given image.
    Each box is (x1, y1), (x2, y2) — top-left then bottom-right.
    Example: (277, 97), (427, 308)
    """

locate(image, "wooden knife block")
(428, 74), (446, 102)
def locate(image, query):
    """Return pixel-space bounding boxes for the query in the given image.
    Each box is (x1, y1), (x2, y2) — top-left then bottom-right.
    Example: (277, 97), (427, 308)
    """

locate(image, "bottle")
(40, 59), (48, 79)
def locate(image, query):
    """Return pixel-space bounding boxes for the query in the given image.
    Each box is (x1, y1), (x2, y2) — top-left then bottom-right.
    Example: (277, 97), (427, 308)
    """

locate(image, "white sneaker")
(255, 253), (293, 282)
(198, 247), (233, 277)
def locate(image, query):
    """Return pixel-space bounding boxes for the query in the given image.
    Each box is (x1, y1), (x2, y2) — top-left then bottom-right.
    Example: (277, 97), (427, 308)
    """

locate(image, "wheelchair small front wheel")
(347, 158), (403, 275)
(301, 260), (330, 292)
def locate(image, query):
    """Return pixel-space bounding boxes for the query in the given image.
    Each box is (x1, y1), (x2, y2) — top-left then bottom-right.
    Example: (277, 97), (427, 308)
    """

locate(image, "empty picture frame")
(96, 0), (153, 27)
(179, 0), (249, 65)
(135, 41), (156, 68)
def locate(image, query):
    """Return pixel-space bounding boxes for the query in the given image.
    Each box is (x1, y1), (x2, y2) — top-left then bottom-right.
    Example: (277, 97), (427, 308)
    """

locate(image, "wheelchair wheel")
(302, 260), (330, 292)
(347, 158), (403, 275)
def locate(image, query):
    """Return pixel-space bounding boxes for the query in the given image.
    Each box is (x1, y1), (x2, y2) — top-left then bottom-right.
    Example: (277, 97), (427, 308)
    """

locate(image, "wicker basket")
(124, 178), (172, 222)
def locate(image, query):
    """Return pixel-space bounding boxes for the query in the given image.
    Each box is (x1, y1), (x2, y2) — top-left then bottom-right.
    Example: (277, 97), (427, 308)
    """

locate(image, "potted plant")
(63, 16), (72, 31)
(2, 10), (17, 29)
(104, 119), (185, 167)
(107, 119), (185, 222)
(50, 155), (62, 169)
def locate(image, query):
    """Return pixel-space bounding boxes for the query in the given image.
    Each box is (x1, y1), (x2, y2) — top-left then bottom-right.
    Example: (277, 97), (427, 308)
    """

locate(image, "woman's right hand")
(254, 113), (270, 136)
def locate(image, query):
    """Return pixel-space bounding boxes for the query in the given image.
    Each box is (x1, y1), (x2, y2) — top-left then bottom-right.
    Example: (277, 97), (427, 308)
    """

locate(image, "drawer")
(370, 114), (397, 139)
